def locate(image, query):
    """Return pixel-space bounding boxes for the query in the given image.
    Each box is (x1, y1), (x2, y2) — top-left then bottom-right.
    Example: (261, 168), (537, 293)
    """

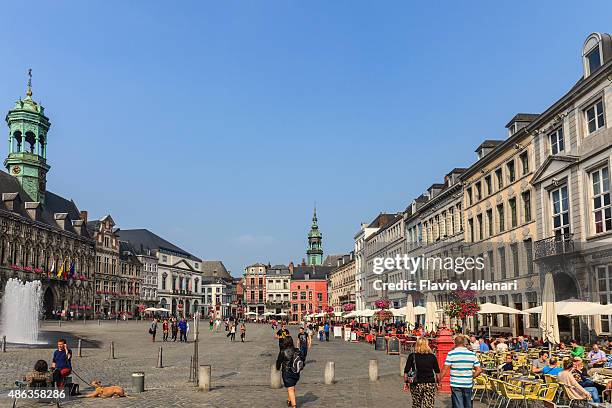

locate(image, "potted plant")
(443, 289), (479, 333)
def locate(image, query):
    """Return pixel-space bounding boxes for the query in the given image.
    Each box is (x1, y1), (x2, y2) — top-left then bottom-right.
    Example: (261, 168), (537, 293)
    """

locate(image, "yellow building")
(461, 115), (539, 336)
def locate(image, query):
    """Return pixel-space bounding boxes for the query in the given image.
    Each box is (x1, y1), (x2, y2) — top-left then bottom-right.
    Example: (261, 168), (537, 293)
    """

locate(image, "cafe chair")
(559, 384), (590, 408)
(536, 383), (560, 405)
(473, 374), (488, 401)
(497, 380), (527, 408)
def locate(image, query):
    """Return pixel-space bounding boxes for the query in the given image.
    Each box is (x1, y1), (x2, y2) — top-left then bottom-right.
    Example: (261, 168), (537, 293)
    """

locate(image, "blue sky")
(1, 1), (611, 276)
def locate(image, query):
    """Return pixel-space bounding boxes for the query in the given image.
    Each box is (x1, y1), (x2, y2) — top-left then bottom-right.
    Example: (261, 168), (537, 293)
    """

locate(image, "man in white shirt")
(469, 336), (480, 352)
(495, 338), (509, 352)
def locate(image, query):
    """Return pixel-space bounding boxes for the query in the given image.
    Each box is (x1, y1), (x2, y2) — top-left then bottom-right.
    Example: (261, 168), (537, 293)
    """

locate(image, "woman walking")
(240, 323), (246, 342)
(229, 323), (237, 341)
(276, 336), (301, 408)
(149, 318), (158, 342)
(404, 338), (440, 408)
(162, 319), (169, 341)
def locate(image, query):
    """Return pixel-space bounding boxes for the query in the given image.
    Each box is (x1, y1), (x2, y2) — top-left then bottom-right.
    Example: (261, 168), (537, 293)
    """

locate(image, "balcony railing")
(534, 233), (575, 259)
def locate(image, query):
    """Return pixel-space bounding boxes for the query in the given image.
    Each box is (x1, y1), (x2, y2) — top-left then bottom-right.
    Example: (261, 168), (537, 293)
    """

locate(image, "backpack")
(291, 350), (304, 374)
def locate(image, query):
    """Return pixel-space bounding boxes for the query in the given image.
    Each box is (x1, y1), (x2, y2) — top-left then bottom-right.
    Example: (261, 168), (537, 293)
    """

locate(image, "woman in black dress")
(276, 336), (301, 408)
(404, 338), (440, 408)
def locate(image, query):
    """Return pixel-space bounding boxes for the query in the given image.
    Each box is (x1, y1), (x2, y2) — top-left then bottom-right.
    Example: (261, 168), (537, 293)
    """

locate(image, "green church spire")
(306, 206), (323, 265)
(4, 69), (51, 203)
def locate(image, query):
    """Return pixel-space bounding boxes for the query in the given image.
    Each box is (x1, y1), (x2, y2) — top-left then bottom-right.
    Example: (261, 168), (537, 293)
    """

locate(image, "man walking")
(439, 335), (482, 408)
(178, 318), (188, 342)
(297, 327), (311, 363)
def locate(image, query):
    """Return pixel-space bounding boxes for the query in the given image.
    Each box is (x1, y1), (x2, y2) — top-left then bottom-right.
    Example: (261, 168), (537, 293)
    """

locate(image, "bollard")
(189, 356), (193, 381)
(198, 365), (211, 392)
(369, 359), (378, 382)
(59, 320), (62, 327)
(1, 335), (5, 352)
(400, 355), (407, 376)
(270, 363), (282, 389)
(157, 346), (163, 368)
(109, 341), (115, 359)
(78, 339), (82, 357)
(324, 361), (335, 385)
(132, 372), (145, 393)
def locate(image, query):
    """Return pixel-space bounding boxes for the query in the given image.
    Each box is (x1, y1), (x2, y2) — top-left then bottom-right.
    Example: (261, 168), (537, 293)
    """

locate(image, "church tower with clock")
(4, 71), (51, 203)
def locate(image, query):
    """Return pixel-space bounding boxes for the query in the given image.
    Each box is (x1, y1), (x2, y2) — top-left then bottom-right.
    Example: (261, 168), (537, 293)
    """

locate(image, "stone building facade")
(530, 32), (612, 339)
(117, 229), (206, 317)
(265, 264), (291, 315)
(0, 83), (95, 319)
(328, 252), (355, 312)
(244, 263), (267, 316)
(363, 213), (405, 308)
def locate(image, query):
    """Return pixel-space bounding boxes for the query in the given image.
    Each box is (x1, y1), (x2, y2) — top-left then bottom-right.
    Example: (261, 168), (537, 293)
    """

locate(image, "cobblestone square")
(0, 321), (483, 407)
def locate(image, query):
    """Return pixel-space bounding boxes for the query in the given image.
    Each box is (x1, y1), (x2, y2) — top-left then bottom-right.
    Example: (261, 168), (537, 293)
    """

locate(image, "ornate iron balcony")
(534, 233), (575, 259)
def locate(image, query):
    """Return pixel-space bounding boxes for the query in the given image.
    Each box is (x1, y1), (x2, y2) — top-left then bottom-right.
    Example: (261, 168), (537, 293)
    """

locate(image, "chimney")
(79, 210), (88, 224)
(288, 262), (294, 274)
(2, 193), (20, 212)
(72, 219), (84, 235)
(25, 201), (41, 220)
(301, 258), (306, 266)
(54, 213), (69, 230)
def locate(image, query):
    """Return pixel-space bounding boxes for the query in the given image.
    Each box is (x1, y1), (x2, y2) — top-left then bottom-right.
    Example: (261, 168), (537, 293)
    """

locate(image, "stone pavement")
(1, 321), (483, 407)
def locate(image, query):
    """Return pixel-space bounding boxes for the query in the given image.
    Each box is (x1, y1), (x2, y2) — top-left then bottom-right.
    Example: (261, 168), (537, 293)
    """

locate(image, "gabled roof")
(291, 265), (334, 281)
(116, 229), (201, 261)
(119, 240), (142, 264)
(322, 254), (344, 266)
(530, 154), (579, 185)
(0, 170), (90, 239)
(200, 260), (232, 280)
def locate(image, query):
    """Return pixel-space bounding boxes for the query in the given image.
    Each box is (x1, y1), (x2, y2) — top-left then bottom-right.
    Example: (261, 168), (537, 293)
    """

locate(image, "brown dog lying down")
(84, 379), (127, 398)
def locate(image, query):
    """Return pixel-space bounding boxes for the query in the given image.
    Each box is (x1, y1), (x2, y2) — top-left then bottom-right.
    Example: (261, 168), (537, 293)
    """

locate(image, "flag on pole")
(57, 260), (64, 279)
(50, 258), (55, 273)
(69, 261), (76, 278)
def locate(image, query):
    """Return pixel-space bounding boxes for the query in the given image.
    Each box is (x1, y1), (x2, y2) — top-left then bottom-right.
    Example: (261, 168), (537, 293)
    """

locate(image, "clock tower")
(4, 70), (51, 203)
(306, 206), (323, 265)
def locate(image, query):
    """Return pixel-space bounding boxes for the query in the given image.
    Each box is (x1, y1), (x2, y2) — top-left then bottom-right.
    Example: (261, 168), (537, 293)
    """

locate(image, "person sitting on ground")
(51, 338), (72, 388)
(558, 359), (598, 402)
(532, 351), (549, 375)
(570, 339), (585, 358)
(588, 344), (607, 368)
(559, 341), (567, 351)
(24, 360), (53, 388)
(542, 357), (562, 376)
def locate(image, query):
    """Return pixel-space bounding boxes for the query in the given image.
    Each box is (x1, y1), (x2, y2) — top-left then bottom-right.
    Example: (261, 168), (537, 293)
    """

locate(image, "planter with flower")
(443, 289), (479, 333)
(342, 303), (355, 313)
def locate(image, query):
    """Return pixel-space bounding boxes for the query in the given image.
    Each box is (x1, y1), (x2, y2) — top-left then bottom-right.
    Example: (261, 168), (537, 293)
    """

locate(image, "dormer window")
(587, 47), (602, 74)
(583, 33), (606, 78)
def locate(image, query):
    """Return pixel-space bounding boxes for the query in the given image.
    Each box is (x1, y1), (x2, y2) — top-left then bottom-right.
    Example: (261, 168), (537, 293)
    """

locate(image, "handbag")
(406, 353), (417, 384)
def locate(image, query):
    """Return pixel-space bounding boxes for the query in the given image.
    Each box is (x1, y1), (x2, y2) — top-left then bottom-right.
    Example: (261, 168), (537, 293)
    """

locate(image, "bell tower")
(306, 206), (323, 265)
(4, 70), (51, 203)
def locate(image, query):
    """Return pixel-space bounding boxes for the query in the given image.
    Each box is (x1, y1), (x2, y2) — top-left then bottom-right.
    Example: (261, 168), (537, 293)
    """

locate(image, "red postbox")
(435, 326), (454, 393)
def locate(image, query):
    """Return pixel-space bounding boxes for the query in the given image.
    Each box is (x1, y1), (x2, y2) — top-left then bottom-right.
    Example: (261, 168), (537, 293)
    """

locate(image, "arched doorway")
(554, 272), (579, 335)
(185, 300), (190, 317)
(43, 287), (54, 318)
(171, 298), (177, 316)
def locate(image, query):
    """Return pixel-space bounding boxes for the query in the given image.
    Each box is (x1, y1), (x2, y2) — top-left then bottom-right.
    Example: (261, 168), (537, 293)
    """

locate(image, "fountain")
(0, 278), (44, 344)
